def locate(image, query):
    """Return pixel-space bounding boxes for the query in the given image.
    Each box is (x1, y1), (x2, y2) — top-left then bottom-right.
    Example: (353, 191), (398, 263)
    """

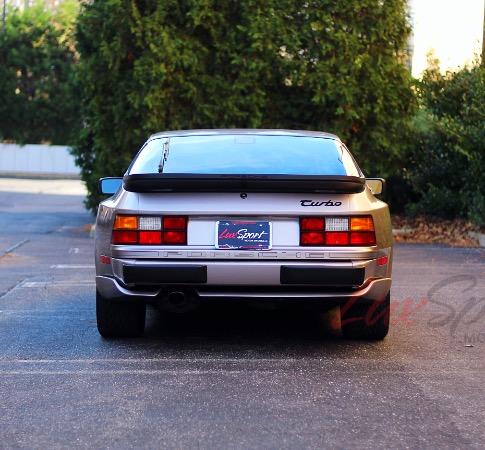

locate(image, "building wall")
(0, 144), (79, 178)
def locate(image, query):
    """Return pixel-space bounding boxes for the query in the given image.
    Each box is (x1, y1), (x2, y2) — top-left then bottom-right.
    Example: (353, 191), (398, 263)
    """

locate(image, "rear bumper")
(110, 257), (387, 286)
(96, 275), (391, 303)
(97, 256), (391, 303)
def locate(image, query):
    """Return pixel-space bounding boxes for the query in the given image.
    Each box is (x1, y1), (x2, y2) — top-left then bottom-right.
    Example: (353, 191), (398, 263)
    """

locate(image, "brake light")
(112, 215), (187, 245)
(112, 230), (138, 244)
(300, 217), (325, 230)
(163, 216), (186, 229)
(301, 231), (325, 245)
(350, 231), (376, 245)
(164, 230), (187, 244)
(326, 232), (349, 245)
(300, 216), (375, 246)
(139, 231), (162, 245)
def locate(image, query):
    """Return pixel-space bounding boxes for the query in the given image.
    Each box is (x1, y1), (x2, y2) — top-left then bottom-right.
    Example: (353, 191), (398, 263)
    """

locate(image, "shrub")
(407, 64), (485, 227)
(0, 1), (80, 145)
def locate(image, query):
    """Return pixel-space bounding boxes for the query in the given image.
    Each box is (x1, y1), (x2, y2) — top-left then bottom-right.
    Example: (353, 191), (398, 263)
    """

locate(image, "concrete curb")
(468, 231), (485, 247)
(392, 227), (414, 236)
(0, 172), (80, 180)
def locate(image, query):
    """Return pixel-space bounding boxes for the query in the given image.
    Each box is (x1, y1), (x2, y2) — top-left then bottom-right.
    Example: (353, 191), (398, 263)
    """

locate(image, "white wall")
(0, 144), (80, 178)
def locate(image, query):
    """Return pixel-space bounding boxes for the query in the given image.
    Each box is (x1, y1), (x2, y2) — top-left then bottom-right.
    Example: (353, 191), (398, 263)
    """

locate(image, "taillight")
(112, 230), (138, 244)
(164, 230), (187, 244)
(350, 231), (376, 245)
(300, 231), (325, 245)
(112, 215), (187, 245)
(114, 215), (138, 230)
(299, 216), (376, 246)
(326, 232), (349, 245)
(300, 217), (325, 230)
(163, 216), (186, 229)
(350, 215), (375, 245)
(139, 231), (162, 245)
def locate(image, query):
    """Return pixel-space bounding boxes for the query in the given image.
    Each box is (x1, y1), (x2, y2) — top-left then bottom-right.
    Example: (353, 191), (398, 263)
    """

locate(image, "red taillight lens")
(300, 231), (325, 245)
(299, 215), (376, 246)
(164, 230), (187, 244)
(350, 231), (376, 246)
(139, 231), (162, 245)
(112, 215), (187, 245)
(163, 216), (186, 229)
(99, 255), (111, 264)
(300, 217), (325, 230)
(112, 230), (138, 244)
(377, 255), (388, 266)
(325, 232), (349, 245)
(163, 216), (187, 245)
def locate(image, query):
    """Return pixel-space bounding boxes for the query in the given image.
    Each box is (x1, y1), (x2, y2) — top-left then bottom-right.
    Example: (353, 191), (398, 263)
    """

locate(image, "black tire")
(340, 292), (390, 340)
(96, 290), (146, 338)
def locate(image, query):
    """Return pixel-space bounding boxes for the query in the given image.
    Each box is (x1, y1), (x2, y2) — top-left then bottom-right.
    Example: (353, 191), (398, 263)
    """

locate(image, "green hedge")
(406, 64), (485, 227)
(0, 1), (79, 145)
(73, 0), (415, 211)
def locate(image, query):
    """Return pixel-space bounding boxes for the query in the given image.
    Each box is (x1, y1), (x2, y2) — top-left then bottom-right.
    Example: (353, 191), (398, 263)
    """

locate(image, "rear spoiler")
(123, 174), (365, 194)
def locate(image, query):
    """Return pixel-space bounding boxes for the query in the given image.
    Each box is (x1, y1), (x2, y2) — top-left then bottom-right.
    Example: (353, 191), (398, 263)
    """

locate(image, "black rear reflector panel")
(280, 266), (365, 286)
(123, 265), (207, 285)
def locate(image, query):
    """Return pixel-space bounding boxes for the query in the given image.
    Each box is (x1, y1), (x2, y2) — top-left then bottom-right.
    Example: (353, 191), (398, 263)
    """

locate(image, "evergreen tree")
(74, 0), (415, 210)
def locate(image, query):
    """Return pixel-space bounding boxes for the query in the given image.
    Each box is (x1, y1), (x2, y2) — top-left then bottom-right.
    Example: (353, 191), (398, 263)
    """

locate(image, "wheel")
(96, 290), (146, 338)
(340, 292), (390, 340)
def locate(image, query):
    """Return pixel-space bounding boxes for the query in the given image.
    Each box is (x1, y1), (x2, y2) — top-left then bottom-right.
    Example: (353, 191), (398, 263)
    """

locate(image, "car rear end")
(95, 130), (392, 339)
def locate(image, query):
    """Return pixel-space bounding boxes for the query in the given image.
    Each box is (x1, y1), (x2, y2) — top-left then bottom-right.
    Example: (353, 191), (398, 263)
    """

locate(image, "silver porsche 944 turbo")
(95, 129), (392, 340)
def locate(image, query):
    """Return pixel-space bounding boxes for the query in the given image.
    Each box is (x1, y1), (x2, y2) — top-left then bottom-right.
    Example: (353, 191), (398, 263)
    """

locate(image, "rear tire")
(340, 292), (390, 340)
(96, 290), (146, 338)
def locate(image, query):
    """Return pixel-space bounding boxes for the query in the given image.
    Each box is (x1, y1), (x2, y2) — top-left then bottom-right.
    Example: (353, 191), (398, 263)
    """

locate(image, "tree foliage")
(0, 0), (79, 145)
(74, 0), (415, 211)
(407, 63), (485, 226)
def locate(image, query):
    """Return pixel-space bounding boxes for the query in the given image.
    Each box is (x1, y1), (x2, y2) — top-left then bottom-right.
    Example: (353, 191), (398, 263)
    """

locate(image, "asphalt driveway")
(0, 179), (484, 449)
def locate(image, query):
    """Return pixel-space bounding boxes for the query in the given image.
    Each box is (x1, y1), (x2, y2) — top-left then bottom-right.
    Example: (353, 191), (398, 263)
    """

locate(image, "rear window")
(129, 134), (360, 176)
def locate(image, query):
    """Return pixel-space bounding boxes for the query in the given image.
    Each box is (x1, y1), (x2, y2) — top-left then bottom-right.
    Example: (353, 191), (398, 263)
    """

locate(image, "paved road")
(0, 179), (484, 449)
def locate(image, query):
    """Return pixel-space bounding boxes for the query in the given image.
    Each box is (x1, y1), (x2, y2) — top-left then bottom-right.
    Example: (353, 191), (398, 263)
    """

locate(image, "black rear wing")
(123, 174), (365, 194)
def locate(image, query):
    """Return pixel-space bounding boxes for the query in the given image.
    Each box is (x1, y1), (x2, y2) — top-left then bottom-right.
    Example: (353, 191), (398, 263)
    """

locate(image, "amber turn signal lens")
(114, 215), (138, 230)
(350, 216), (374, 231)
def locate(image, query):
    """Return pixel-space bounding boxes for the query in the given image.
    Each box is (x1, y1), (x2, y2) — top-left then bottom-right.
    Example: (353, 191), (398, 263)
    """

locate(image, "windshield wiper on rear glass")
(158, 138), (170, 173)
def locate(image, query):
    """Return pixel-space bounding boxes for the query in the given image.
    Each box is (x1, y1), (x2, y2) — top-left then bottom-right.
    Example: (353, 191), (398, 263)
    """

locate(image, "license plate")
(216, 221), (272, 250)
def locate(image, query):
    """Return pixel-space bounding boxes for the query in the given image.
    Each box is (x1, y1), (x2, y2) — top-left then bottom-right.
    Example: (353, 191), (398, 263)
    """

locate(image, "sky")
(410, 0), (484, 77)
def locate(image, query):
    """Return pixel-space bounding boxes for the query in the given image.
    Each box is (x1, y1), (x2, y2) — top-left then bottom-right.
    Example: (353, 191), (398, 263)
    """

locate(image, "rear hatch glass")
(129, 134), (360, 176)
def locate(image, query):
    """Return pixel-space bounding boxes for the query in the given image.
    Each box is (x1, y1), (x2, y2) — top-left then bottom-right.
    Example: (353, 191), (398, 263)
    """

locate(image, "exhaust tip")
(163, 289), (199, 313)
(167, 291), (186, 305)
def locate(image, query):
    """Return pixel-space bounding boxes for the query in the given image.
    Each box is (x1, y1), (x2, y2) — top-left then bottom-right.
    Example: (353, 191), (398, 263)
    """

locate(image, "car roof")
(149, 129), (340, 141)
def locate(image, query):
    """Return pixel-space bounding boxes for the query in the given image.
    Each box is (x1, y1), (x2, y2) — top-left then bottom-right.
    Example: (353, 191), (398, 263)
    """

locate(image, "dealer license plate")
(216, 221), (272, 250)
